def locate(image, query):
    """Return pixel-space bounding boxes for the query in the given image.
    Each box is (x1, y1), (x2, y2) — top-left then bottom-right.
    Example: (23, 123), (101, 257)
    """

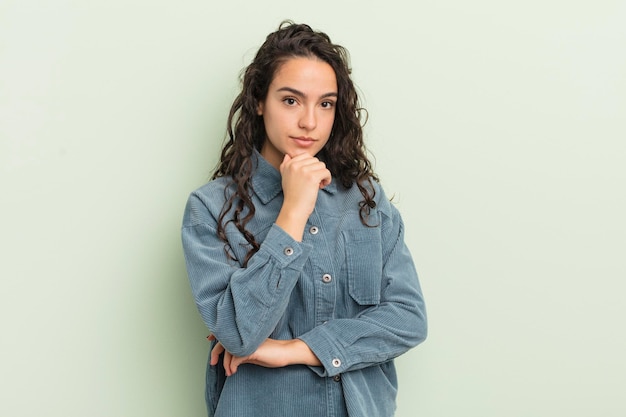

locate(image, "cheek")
(262, 114), (289, 143)
(323, 113), (336, 133)
(264, 109), (288, 129)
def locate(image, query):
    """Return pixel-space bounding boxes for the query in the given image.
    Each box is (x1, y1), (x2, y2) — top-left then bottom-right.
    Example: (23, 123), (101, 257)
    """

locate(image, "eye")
(321, 101), (335, 109)
(283, 97), (297, 106)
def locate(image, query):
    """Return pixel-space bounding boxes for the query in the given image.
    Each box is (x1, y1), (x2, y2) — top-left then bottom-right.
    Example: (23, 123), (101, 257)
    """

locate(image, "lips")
(291, 136), (316, 148)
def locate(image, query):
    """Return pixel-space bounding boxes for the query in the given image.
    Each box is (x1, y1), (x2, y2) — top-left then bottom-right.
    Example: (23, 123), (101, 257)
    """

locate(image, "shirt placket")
(306, 209), (336, 326)
(306, 208), (346, 417)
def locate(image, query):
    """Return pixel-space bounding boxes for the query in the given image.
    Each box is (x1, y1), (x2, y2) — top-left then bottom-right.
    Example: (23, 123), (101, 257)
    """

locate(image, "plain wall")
(1, 1), (625, 416)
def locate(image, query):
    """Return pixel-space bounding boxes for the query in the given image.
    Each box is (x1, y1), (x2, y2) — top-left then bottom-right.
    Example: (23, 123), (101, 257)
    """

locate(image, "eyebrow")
(276, 86), (338, 99)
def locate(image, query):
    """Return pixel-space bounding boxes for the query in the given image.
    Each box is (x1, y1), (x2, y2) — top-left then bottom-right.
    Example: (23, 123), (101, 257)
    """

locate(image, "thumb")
(280, 153), (292, 173)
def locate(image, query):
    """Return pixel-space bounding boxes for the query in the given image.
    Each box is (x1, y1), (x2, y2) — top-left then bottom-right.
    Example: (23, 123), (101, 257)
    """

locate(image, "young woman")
(182, 21), (427, 417)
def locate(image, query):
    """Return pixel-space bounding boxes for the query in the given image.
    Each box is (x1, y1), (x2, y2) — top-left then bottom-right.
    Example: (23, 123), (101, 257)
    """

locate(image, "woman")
(182, 21), (427, 417)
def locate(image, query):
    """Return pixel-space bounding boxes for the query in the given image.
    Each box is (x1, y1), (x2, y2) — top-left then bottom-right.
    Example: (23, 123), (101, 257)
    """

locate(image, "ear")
(257, 101), (264, 116)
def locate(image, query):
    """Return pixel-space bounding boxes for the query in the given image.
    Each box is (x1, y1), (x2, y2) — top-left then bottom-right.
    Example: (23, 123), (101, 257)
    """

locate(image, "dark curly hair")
(213, 20), (378, 265)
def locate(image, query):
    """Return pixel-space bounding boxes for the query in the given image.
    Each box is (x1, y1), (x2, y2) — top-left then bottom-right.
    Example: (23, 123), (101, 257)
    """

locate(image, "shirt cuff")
(298, 325), (346, 377)
(260, 224), (313, 270)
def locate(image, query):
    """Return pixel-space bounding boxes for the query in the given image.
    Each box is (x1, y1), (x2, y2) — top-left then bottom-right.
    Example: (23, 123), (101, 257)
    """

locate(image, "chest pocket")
(343, 228), (383, 305)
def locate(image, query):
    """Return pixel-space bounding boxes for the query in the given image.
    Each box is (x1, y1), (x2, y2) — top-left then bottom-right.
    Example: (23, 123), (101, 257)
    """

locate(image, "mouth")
(291, 136), (316, 148)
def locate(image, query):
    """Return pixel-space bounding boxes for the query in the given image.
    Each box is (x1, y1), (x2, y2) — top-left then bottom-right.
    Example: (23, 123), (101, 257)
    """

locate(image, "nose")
(298, 106), (317, 130)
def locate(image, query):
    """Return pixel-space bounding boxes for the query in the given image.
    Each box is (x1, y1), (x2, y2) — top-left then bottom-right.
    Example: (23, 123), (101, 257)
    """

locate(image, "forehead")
(270, 57), (337, 92)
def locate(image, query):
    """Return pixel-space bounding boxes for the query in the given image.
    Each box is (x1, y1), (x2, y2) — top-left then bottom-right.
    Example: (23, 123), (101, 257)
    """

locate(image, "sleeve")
(181, 192), (312, 357)
(298, 203), (427, 377)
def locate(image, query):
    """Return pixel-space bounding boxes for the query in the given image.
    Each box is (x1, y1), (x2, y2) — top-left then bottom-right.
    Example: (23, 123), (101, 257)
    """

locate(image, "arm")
(298, 203), (427, 377)
(214, 203), (426, 377)
(209, 337), (321, 376)
(182, 153), (332, 357)
(182, 196), (311, 357)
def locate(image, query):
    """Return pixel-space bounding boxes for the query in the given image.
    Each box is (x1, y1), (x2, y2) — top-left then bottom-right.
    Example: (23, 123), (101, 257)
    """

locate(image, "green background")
(2, 1), (625, 416)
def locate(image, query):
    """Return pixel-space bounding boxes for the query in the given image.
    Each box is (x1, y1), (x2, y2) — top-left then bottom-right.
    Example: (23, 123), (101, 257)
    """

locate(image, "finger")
(281, 153), (316, 171)
(302, 164), (331, 188)
(286, 160), (328, 178)
(280, 154), (291, 175)
(224, 352), (243, 376)
(223, 351), (233, 376)
(229, 353), (237, 377)
(319, 171), (332, 188)
(289, 154), (320, 166)
(206, 334), (215, 341)
(283, 154), (324, 172)
(229, 356), (241, 375)
(210, 342), (225, 366)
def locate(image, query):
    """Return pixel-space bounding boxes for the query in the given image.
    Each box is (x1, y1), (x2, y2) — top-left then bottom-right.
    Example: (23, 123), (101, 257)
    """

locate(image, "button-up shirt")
(182, 152), (427, 417)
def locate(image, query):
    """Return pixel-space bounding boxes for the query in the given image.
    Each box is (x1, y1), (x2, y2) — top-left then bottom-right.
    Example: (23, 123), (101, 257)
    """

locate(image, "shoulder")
(191, 176), (233, 201)
(361, 178), (397, 219)
(367, 180), (405, 236)
(337, 178), (402, 229)
(182, 176), (234, 227)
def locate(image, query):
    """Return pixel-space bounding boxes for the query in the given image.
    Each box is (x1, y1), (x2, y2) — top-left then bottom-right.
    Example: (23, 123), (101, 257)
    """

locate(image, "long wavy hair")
(213, 21), (378, 265)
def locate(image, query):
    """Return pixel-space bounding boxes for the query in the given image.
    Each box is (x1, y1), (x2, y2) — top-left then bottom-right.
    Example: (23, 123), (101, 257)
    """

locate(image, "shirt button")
(284, 247), (294, 256)
(322, 273), (332, 283)
(309, 226), (319, 235)
(333, 374), (341, 382)
(332, 358), (342, 368)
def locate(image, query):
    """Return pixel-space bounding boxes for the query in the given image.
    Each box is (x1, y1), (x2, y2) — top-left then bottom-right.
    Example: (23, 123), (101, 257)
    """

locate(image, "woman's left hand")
(208, 337), (321, 376)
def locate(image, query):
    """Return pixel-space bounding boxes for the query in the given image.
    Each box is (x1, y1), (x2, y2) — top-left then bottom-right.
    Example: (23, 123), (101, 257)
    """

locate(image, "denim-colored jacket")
(182, 152), (427, 417)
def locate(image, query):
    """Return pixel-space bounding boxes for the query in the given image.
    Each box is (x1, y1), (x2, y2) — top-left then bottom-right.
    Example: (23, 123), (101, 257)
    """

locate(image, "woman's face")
(258, 57), (337, 169)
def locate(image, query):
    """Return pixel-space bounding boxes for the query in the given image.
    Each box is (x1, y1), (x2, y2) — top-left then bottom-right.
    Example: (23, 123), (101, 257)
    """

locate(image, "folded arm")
(182, 194), (312, 357)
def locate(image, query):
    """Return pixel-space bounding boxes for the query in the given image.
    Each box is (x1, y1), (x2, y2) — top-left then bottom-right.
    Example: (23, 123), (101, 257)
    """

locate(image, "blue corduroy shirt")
(182, 152), (427, 417)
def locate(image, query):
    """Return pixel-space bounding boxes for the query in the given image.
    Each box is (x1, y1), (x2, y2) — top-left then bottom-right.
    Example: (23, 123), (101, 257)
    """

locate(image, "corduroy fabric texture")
(182, 151), (427, 417)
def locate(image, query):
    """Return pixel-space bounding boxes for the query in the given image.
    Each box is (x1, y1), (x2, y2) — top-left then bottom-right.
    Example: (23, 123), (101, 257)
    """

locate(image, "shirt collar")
(251, 150), (337, 205)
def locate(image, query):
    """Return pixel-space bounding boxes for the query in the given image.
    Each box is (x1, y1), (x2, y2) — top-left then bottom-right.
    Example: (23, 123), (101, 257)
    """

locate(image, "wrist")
(287, 339), (321, 367)
(275, 209), (309, 242)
